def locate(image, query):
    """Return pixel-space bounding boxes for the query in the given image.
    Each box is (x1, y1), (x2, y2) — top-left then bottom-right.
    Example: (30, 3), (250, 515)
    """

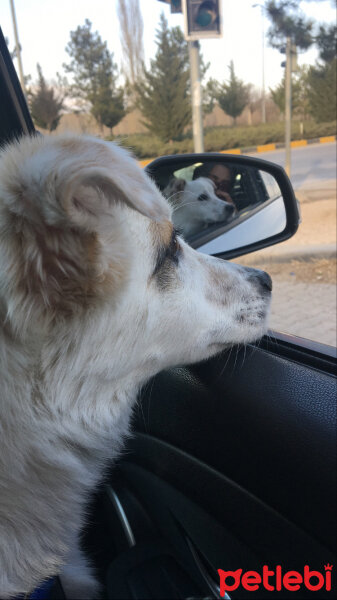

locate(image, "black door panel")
(95, 341), (336, 598)
(130, 345), (336, 555)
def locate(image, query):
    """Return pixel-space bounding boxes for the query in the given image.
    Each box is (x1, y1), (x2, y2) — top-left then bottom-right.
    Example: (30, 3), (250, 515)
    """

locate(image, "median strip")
(139, 134), (336, 167)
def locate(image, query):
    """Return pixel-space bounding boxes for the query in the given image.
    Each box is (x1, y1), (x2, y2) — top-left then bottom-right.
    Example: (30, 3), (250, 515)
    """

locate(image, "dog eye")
(198, 193), (208, 201)
(170, 235), (181, 264)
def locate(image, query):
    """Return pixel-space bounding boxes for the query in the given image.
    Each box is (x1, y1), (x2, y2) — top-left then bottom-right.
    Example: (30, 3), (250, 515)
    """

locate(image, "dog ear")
(1, 135), (170, 232)
(164, 177), (186, 199)
(0, 136), (171, 332)
(62, 163), (169, 230)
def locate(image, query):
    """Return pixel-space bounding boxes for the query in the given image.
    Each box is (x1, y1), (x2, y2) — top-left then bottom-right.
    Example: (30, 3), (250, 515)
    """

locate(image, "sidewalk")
(269, 280), (336, 347)
(235, 187), (336, 347)
(238, 191), (336, 265)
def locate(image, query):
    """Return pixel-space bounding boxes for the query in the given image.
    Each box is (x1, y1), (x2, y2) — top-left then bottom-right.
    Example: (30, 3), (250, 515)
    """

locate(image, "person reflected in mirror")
(193, 163), (238, 214)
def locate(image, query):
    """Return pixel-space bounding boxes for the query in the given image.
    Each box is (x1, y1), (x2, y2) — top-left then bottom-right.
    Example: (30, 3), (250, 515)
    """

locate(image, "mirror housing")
(146, 153), (301, 260)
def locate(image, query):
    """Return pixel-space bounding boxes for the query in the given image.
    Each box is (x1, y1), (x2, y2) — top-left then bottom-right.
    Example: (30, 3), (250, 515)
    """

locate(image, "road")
(250, 141), (336, 189)
(245, 141), (336, 347)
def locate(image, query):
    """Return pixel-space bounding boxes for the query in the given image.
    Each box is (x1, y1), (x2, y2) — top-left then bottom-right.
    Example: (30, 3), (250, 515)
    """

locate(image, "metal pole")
(285, 35), (292, 177)
(188, 40), (204, 153)
(9, 0), (26, 95)
(261, 9), (266, 124)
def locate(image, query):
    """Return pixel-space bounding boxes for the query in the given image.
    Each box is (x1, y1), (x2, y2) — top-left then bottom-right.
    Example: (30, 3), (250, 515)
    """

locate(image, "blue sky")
(1, 0), (335, 92)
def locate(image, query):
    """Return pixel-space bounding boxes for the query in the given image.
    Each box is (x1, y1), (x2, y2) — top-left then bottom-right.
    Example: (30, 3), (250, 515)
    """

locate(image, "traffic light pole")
(188, 41), (204, 153)
(285, 36), (292, 178)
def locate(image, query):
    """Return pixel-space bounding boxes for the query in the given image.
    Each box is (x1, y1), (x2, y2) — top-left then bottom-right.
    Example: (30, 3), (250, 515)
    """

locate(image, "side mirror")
(146, 153), (300, 259)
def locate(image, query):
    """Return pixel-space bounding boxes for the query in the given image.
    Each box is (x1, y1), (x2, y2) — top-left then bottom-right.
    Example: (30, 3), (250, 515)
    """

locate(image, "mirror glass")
(152, 159), (287, 252)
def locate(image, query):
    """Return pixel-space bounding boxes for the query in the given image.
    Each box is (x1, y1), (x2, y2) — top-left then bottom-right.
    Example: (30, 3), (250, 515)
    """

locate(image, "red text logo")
(218, 564), (333, 595)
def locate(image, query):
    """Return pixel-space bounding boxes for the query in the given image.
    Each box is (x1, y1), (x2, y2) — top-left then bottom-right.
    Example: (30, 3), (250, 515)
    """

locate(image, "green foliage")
(307, 58), (337, 122)
(270, 66), (310, 120)
(109, 121), (336, 159)
(215, 61), (250, 125)
(316, 24), (337, 63)
(135, 13), (191, 142)
(29, 64), (63, 131)
(64, 19), (126, 131)
(265, 1), (314, 50)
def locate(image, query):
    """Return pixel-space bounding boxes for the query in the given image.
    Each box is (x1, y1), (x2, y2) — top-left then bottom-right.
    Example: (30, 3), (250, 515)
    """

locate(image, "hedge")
(108, 120), (336, 159)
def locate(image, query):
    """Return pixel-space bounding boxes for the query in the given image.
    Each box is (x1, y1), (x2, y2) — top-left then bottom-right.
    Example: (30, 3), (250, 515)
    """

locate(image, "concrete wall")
(47, 99), (281, 137)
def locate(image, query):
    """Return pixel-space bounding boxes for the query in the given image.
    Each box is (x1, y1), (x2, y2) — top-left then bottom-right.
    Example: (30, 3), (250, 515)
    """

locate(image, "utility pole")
(284, 35), (292, 177)
(261, 9), (266, 124)
(188, 40), (204, 152)
(9, 0), (26, 95)
(253, 3), (266, 124)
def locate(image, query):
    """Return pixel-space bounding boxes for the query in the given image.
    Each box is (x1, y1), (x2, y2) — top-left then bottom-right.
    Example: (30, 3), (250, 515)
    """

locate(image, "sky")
(1, 0), (336, 94)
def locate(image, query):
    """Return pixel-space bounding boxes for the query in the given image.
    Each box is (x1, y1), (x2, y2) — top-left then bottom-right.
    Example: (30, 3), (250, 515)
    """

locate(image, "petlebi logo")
(218, 564), (333, 595)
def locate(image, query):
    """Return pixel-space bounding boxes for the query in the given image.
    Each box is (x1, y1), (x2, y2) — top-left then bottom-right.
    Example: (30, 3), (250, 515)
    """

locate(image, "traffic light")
(171, 0), (182, 12)
(182, 0), (222, 40)
(157, 0), (182, 13)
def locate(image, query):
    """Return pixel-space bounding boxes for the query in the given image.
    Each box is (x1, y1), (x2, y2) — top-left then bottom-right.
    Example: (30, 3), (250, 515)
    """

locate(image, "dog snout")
(246, 268), (273, 292)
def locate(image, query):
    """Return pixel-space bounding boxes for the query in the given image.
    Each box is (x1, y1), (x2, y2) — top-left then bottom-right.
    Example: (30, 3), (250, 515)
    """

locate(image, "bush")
(108, 120), (336, 159)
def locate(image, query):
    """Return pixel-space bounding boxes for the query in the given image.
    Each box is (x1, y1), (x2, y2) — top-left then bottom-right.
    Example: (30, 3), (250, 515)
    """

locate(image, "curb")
(139, 134), (336, 167)
(222, 135), (336, 156)
(236, 244), (336, 266)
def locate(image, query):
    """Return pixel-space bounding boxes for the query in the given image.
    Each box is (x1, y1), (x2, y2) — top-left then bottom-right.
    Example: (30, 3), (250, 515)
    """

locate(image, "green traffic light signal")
(195, 1), (217, 27)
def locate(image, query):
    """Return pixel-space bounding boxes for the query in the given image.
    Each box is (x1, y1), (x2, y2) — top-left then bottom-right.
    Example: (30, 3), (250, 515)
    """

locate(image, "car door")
(1, 28), (335, 600)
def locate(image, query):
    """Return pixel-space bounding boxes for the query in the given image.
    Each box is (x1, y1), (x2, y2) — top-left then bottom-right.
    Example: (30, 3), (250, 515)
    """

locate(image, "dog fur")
(0, 134), (271, 598)
(163, 176), (234, 236)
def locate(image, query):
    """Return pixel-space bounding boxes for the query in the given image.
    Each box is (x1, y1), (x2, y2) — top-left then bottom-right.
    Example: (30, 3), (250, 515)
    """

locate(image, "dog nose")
(224, 203), (235, 215)
(246, 268), (273, 292)
(258, 270), (273, 292)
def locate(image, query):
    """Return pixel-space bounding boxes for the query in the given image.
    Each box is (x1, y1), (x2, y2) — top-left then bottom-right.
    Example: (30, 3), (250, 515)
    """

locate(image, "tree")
(315, 24), (337, 63)
(29, 64), (64, 131)
(215, 61), (250, 125)
(64, 19), (126, 131)
(265, 1), (314, 51)
(308, 19), (336, 123)
(270, 66), (309, 115)
(307, 58), (337, 122)
(136, 13), (191, 142)
(117, 0), (144, 104)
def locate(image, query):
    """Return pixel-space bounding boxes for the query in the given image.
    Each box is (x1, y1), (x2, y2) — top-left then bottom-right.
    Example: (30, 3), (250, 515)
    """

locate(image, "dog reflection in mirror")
(163, 176), (235, 237)
(0, 134), (272, 599)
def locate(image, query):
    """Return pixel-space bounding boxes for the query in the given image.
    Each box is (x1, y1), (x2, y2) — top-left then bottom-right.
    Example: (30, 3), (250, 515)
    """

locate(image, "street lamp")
(253, 3), (266, 124)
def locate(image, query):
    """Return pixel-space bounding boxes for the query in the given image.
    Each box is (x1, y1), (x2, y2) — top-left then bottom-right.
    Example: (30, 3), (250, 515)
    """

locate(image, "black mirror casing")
(146, 153), (301, 260)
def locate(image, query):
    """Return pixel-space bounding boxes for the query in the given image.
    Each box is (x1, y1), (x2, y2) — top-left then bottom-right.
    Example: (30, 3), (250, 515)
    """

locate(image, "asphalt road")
(250, 141), (336, 189)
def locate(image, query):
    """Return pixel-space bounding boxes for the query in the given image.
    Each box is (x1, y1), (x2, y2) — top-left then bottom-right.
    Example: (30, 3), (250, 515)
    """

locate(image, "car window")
(2, 0), (336, 348)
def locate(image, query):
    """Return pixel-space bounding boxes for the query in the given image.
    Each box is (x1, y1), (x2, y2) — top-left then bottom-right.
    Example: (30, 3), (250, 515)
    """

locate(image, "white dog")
(0, 134), (272, 599)
(163, 176), (235, 236)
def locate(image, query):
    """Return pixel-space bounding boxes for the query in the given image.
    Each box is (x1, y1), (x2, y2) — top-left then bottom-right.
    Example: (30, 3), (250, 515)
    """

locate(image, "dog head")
(0, 134), (271, 385)
(164, 176), (234, 236)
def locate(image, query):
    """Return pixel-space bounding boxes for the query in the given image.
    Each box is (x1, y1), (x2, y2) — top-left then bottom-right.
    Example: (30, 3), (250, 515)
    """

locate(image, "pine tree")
(265, 1), (314, 51)
(64, 20), (125, 131)
(136, 13), (191, 142)
(316, 24), (337, 63)
(307, 58), (336, 122)
(270, 67), (309, 117)
(29, 64), (63, 131)
(215, 61), (250, 125)
(307, 21), (336, 123)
